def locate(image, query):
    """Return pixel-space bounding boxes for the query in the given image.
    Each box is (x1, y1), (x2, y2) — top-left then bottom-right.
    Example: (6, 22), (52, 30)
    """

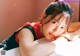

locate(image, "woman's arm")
(68, 22), (80, 32)
(18, 28), (55, 56)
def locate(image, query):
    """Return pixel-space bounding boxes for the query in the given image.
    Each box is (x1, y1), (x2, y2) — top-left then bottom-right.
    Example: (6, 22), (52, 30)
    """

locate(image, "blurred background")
(0, 0), (79, 42)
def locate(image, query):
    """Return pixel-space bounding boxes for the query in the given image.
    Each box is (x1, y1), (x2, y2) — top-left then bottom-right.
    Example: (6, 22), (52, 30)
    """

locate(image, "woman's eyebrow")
(53, 19), (59, 23)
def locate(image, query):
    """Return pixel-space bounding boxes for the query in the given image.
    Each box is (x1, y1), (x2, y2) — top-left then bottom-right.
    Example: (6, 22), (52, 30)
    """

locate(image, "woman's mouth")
(49, 32), (56, 39)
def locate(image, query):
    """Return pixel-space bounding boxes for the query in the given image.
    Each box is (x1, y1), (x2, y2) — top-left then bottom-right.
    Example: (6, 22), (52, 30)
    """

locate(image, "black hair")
(43, 1), (73, 22)
(54, 0), (59, 2)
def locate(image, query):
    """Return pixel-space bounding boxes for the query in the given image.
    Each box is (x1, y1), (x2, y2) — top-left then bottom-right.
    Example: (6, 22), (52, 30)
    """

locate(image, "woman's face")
(41, 13), (70, 41)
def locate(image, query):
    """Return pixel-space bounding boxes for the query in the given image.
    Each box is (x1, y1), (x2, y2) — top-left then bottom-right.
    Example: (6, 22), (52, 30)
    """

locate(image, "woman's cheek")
(56, 30), (65, 36)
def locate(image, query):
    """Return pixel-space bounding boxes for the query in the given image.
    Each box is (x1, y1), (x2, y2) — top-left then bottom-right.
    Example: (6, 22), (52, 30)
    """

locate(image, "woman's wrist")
(60, 33), (72, 41)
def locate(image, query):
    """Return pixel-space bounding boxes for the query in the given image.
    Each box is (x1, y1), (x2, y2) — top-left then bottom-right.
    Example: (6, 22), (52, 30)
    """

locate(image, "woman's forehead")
(52, 13), (63, 22)
(53, 13), (70, 22)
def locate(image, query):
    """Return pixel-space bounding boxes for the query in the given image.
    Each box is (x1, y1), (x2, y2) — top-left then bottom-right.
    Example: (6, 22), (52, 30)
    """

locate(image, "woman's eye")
(52, 21), (56, 24)
(61, 27), (64, 29)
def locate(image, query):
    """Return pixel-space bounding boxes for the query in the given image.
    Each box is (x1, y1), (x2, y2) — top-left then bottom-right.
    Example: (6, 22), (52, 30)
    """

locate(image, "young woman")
(16, 1), (73, 56)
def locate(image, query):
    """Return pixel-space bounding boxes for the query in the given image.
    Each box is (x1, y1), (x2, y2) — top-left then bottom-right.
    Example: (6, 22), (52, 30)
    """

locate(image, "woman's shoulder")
(23, 22), (39, 26)
(16, 22), (41, 42)
(18, 27), (34, 41)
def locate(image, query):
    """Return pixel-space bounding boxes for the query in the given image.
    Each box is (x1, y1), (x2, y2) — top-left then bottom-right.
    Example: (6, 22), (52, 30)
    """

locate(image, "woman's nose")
(52, 26), (58, 32)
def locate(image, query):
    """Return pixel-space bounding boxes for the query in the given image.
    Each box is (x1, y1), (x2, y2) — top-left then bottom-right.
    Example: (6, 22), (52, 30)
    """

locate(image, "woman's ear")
(40, 18), (45, 24)
(40, 13), (46, 24)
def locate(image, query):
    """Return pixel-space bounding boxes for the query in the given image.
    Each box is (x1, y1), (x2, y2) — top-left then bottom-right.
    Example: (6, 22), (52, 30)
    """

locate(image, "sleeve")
(23, 25), (37, 41)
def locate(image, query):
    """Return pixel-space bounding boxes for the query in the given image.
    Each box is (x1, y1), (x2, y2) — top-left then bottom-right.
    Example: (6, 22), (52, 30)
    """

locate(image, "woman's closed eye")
(52, 20), (59, 26)
(51, 20), (57, 24)
(52, 21), (56, 24)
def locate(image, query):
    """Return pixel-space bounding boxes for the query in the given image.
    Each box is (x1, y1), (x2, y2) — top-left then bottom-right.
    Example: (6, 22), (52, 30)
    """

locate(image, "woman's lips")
(49, 32), (56, 38)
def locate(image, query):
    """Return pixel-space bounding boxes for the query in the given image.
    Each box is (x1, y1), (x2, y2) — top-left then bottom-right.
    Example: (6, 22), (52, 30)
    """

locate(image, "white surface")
(0, 48), (20, 56)
(0, 29), (80, 56)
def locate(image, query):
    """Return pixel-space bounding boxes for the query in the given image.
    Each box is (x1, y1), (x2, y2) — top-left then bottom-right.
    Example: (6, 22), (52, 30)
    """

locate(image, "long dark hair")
(40, 2), (73, 23)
